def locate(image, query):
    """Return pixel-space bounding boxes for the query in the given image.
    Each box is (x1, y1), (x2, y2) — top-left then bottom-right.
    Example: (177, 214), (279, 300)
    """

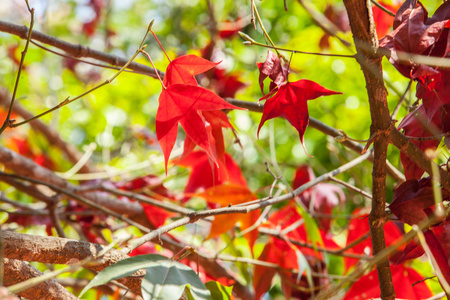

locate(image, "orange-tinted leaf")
(196, 184), (259, 245)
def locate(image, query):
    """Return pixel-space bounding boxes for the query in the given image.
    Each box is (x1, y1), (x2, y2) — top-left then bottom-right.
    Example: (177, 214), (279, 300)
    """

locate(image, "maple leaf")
(209, 68), (247, 98)
(257, 50), (288, 94)
(293, 165), (345, 231)
(253, 204), (339, 299)
(156, 84), (240, 170)
(343, 264), (432, 300)
(389, 177), (450, 225)
(257, 80), (341, 153)
(163, 54), (219, 86)
(196, 184), (259, 247)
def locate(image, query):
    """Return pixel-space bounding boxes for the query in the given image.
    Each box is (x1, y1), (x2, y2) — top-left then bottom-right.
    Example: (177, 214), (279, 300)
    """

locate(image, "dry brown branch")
(3, 258), (79, 300)
(0, 21), (161, 79)
(1, 230), (143, 296)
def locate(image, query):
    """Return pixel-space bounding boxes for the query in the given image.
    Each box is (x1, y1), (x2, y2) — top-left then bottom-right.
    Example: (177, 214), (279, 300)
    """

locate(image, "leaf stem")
(0, 1), (34, 135)
(251, 1), (283, 59)
(139, 50), (166, 89)
(151, 30), (172, 63)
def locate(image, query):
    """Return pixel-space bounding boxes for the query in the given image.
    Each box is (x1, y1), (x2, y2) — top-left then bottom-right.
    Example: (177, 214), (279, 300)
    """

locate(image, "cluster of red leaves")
(177, 150), (259, 246)
(342, 209), (433, 299)
(380, 0), (450, 179)
(6, 137), (56, 171)
(257, 50), (341, 152)
(254, 203), (339, 299)
(252, 166), (343, 299)
(155, 55), (241, 172)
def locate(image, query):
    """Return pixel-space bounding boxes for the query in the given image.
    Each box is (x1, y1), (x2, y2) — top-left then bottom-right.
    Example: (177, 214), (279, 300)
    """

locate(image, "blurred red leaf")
(209, 68), (246, 98)
(343, 264), (432, 300)
(345, 209), (404, 270)
(372, 1), (400, 38)
(114, 175), (176, 228)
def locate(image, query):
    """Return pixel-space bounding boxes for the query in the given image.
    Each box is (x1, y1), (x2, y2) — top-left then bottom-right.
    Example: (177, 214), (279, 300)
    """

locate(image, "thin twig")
(329, 176), (373, 199)
(0, 1), (34, 135)
(370, 0), (396, 17)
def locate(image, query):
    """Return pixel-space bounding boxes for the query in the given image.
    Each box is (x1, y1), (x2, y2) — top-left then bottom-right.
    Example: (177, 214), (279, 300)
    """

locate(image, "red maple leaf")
(156, 84), (240, 170)
(163, 55), (219, 86)
(257, 50), (288, 95)
(343, 264), (432, 300)
(257, 80), (341, 152)
(345, 208), (404, 270)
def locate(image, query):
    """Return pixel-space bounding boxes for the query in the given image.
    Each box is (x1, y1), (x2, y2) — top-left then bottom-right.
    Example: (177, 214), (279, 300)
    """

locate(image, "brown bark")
(3, 258), (79, 300)
(343, 0), (395, 299)
(1, 230), (143, 296)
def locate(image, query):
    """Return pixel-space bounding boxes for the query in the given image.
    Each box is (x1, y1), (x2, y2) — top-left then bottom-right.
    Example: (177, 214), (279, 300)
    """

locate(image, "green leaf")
(79, 254), (168, 297)
(80, 254), (211, 300)
(295, 204), (324, 249)
(141, 259), (211, 300)
(205, 281), (233, 300)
